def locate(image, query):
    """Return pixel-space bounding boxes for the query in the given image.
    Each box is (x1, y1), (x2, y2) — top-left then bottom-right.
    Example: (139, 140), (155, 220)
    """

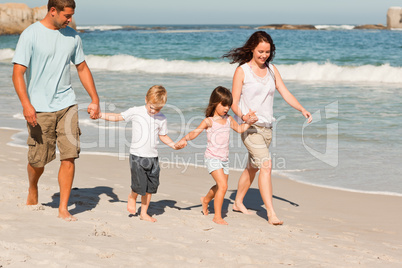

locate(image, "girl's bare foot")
(127, 194), (137, 214)
(232, 201), (252, 215)
(139, 214), (157, 222)
(268, 213), (283, 225)
(213, 217), (228, 225)
(58, 209), (77, 222)
(200, 197), (209, 215)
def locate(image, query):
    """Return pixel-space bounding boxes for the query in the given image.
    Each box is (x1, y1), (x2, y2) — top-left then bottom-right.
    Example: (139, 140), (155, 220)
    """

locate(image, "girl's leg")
(209, 169), (229, 225)
(201, 185), (217, 216)
(140, 193), (156, 222)
(258, 160), (283, 225)
(233, 164), (258, 214)
(127, 190), (138, 214)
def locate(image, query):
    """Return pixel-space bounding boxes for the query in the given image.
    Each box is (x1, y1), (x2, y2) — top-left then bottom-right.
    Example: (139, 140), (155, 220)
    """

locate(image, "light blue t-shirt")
(12, 22), (85, 112)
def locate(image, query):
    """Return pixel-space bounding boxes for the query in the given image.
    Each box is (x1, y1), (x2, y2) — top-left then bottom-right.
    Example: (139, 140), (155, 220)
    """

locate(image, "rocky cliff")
(0, 3), (76, 35)
(387, 7), (402, 29)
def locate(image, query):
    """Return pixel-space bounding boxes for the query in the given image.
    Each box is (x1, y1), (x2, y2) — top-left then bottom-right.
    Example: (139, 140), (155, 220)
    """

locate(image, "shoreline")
(1, 127), (401, 266)
(3, 126), (402, 198)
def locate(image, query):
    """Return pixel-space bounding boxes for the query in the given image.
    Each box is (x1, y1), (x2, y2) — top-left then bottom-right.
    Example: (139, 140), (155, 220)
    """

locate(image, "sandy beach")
(0, 127), (401, 267)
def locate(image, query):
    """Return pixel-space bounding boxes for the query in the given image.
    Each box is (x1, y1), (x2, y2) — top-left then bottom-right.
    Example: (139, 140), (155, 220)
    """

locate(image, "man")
(12, 0), (100, 221)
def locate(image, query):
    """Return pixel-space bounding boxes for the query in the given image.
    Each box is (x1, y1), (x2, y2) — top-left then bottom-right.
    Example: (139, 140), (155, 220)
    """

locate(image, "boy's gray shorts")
(129, 154), (160, 196)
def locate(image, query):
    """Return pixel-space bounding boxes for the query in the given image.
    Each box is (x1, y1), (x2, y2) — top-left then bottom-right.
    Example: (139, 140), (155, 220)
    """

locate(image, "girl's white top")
(237, 63), (276, 128)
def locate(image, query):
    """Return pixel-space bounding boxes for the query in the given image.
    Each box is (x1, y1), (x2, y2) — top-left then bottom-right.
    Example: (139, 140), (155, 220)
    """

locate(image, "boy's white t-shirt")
(121, 105), (168, 157)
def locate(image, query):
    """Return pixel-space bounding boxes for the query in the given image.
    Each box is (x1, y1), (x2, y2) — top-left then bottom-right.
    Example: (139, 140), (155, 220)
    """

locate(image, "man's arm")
(75, 61), (100, 119)
(12, 64), (37, 127)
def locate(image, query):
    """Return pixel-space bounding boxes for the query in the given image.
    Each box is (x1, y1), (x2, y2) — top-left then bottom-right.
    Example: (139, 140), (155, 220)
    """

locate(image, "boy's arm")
(100, 112), (124, 121)
(229, 115), (257, 133)
(159, 135), (177, 150)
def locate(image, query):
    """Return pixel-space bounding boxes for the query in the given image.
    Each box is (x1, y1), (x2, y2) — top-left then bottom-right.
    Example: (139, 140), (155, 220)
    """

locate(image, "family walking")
(12, 0), (312, 225)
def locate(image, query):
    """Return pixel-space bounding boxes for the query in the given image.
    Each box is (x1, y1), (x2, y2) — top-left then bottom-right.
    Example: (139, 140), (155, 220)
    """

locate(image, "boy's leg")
(210, 169), (229, 225)
(127, 190), (138, 214)
(139, 193), (156, 222)
(26, 164), (44, 205)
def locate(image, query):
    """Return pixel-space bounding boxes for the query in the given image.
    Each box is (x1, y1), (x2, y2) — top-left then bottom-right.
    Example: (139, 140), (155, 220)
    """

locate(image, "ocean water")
(0, 25), (401, 196)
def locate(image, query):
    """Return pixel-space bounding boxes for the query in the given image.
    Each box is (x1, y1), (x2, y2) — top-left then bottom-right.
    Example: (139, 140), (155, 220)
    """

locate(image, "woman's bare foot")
(127, 194), (137, 214)
(200, 197), (209, 215)
(213, 217), (228, 225)
(267, 213), (283, 225)
(58, 209), (77, 222)
(232, 201), (252, 215)
(139, 214), (157, 222)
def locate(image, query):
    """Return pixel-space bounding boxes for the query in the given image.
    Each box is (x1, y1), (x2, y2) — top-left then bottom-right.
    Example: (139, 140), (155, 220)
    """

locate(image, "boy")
(100, 85), (179, 222)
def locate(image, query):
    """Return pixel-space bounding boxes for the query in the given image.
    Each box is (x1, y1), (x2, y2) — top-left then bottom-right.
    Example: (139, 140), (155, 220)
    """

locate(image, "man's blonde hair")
(146, 85), (167, 107)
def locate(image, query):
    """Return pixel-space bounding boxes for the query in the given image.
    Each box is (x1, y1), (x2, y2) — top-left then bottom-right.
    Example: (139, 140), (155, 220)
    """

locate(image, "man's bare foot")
(232, 201), (252, 215)
(267, 213), (283, 225)
(58, 210), (77, 222)
(200, 197), (209, 215)
(139, 214), (157, 222)
(26, 188), (38, 205)
(213, 217), (228, 225)
(127, 194), (137, 214)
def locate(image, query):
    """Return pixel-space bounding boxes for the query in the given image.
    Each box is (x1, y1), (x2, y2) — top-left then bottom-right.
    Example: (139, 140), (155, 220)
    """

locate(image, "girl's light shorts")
(205, 158), (229, 175)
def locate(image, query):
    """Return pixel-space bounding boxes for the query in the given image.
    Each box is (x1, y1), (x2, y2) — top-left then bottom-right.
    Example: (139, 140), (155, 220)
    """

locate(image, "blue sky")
(1, 0), (401, 25)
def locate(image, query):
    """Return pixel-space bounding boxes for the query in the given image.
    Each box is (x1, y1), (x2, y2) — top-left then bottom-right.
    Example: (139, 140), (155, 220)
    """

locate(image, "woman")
(223, 31), (312, 225)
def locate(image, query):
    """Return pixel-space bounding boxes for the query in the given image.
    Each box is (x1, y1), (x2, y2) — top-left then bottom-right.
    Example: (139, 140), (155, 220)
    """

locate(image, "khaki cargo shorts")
(241, 125), (272, 169)
(27, 105), (81, 167)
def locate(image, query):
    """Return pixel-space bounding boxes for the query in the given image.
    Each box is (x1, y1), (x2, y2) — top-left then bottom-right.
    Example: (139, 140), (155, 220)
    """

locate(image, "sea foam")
(0, 48), (14, 61)
(86, 54), (402, 83)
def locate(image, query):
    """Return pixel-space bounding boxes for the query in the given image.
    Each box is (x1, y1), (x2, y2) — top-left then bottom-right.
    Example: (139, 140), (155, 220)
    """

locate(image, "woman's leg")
(233, 164), (258, 214)
(258, 160), (283, 225)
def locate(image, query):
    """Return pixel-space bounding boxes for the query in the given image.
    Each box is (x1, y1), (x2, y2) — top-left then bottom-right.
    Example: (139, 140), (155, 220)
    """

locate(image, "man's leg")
(26, 163), (44, 205)
(58, 158), (76, 221)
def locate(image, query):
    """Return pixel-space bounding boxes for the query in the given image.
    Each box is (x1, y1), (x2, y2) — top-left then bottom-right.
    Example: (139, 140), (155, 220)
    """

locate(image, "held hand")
(244, 109), (258, 124)
(88, 102), (100, 119)
(175, 139), (187, 149)
(302, 109), (313, 123)
(23, 104), (37, 127)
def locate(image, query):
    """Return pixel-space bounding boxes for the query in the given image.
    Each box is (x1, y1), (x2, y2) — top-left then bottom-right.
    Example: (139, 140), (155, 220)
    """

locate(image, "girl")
(177, 86), (257, 225)
(223, 31), (312, 225)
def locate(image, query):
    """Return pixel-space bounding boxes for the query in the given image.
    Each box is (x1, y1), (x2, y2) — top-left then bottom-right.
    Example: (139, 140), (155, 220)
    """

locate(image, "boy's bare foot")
(127, 194), (137, 214)
(26, 188), (39, 205)
(213, 217), (228, 225)
(58, 210), (77, 222)
(139, 214), (157, 222)
(232, 201), (252, 215)
(268, 213), (283, 225)
(200, 197), (209, 215)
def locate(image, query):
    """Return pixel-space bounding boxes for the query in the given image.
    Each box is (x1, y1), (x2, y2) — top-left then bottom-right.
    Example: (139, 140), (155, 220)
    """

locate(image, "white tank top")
(237, 63), (276, 127)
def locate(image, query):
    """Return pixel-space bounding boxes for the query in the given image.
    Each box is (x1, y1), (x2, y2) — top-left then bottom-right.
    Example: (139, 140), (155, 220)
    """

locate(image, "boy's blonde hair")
(146, 85), (167, 107)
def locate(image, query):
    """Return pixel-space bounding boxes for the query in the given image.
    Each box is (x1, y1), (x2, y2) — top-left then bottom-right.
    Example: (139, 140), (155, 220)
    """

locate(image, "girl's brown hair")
(205, 86), (233, 117)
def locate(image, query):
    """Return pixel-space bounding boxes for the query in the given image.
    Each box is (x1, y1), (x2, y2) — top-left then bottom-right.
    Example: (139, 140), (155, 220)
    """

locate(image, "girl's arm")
(159, 135), (177, 150)
(99, 112), (124, 121)
(176, 118), (210, 148)
(229, 115), (257, 133)
(273, 65), (312, 123)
